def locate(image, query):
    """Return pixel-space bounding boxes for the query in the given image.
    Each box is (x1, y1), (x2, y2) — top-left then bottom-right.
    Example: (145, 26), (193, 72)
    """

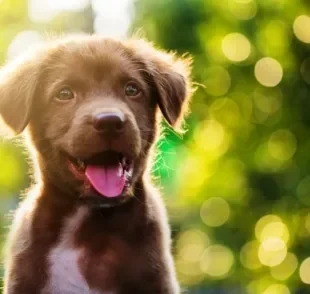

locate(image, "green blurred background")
(1, 0), (310, 293)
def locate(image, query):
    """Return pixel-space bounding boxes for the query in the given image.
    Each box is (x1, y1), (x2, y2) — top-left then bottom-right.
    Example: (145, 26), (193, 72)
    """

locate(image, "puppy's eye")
(125, 82), (140, 97)
(55, 87), (75, 101)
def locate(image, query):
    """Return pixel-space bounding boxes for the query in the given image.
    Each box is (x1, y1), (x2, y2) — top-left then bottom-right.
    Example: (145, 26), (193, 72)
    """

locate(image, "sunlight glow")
(47, 0), (89, 11)
(92, 0), (132, 38)
(7, 30), (44, 60)
(28, 0), (89, 22)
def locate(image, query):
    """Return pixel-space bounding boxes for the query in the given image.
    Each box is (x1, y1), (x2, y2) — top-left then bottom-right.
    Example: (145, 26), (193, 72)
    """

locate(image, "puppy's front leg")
(4, 200), (55, 294)
(121, 260), (180, 294)
(4, 281), (39, 294)
(122, 276), (180, 294)
(4, 260), (43, 294)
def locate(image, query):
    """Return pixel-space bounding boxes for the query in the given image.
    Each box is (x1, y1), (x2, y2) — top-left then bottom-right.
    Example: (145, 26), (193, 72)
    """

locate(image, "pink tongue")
(85, 163), (125, 198)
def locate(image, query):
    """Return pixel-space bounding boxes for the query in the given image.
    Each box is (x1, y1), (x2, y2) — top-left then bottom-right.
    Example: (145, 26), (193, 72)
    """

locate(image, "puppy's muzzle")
(93, 111), (125, 134)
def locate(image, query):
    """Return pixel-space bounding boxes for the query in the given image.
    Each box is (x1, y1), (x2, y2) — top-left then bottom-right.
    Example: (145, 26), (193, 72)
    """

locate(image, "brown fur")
(0, 35), (192, 294)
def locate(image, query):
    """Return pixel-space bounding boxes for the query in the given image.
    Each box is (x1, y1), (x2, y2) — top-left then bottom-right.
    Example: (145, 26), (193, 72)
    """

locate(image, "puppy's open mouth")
(68, 151), (133, 198)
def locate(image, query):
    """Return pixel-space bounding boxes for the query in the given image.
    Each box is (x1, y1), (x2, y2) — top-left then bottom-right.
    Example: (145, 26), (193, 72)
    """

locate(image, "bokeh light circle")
(240, 240), (262, 270)
(203, 66), (231, 96)
(196, 120), (226, 153)
(299, 257), (310, 284)
(262, 284), (290, 294)
(258, 237), (287, 267)
(255, 215), (282, 240)
(200, 197), (230, 227)
(253, 87), (283, 117)
(255, 57), (283, 87)
(228, 0), (257, 20)
(293, 15), (310, 43)
(222, 33), (251, 62)
(268, 129), (296, 161)
(259, 221), (290, 244)
(175, 229), (209, 283)
(176, 229), (210, 254)
(200, 245), (234, 278)
(270, 252), (298, 281)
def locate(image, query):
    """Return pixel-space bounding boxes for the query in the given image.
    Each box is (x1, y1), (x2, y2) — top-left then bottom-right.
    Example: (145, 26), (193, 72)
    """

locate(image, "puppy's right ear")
(126, 39), (193, 132)
(0, 50), (44, 135)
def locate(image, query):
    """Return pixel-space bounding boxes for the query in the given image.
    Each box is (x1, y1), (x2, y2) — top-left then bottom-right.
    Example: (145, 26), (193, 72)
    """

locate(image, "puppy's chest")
(44, 207), (117, 294)
(46, 246), (90, 294)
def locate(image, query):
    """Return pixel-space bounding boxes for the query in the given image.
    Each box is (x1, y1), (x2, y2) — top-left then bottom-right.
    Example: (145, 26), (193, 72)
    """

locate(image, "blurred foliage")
(132, 0), (310, 293)
(0, 0), (310, 293)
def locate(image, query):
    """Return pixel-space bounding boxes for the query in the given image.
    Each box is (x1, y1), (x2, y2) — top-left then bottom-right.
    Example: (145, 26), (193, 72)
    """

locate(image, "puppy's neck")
(37, 180), (79, 210)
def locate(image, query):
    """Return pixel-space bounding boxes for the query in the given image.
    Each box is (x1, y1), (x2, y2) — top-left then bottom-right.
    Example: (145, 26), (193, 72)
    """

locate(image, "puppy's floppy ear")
(127, 39), (193, 132)
(0, 49), (44, 135)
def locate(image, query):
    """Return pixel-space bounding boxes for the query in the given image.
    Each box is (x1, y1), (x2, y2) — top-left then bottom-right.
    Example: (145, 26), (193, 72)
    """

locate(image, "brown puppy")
(0, 35), (192, 294)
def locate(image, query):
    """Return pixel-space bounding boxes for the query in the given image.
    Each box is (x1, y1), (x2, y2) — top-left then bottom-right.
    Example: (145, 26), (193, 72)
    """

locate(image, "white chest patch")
(46, 246), (89, 294)
(43, 207), (115, 294)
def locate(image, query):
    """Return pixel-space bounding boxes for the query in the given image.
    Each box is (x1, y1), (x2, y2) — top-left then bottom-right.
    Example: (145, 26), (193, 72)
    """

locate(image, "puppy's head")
(0, 36), (192, 207)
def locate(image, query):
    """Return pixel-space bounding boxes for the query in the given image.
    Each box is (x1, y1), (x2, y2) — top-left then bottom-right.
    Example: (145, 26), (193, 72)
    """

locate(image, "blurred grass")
(1, 0), (310, 293)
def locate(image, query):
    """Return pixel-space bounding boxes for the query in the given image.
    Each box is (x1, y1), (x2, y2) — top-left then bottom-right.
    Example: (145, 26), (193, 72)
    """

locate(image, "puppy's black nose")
(93, 112), (125, 132)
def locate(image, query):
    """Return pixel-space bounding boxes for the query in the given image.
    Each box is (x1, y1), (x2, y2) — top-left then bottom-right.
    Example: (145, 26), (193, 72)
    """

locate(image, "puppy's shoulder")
(143, 180), (172, 243)
(5, 184), (42, 257)
(145, 184), (168, 220)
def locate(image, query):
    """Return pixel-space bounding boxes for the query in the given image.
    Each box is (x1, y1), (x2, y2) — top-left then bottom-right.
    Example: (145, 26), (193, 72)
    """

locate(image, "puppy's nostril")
(93, 112), (125, 132)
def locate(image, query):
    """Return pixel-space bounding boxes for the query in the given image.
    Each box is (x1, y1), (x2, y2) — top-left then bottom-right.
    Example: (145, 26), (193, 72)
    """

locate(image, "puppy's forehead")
(46, 39), (140, 81)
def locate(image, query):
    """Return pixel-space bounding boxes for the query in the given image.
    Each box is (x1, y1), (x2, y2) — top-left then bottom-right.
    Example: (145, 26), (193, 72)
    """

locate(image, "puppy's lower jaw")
(68, 151), (134, 203)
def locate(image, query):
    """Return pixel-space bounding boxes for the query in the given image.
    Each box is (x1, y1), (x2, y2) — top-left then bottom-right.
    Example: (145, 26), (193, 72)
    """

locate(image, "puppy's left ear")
(127, 39), (193, 132)
(0, 50), (44, 135)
